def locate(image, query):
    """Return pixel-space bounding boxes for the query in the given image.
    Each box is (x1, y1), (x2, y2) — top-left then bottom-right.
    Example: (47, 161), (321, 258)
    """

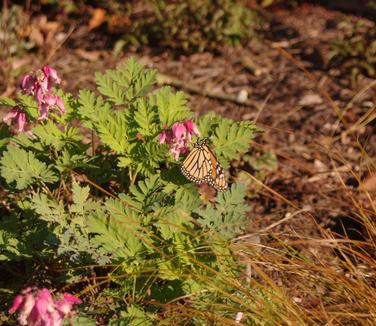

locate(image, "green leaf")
(0, 96), (16, 107)
(32, 121), (65, 150)
(87, 206), (144, 260)
(55, 150), (92, 173)
(197, 183), (249, 239)
(133, 99), (157, 136)
(18, 94), (39, 120)
(96, 111), (128, 153)
(12, 132), (44, 152)
(175, 184), (201, 212)
(53, 89), (79, 123)
(212, 119), (259, 161)
(0, 213), (46, 261)
(64, 315), (96, 326)
(77, 90), (112, 129)
(151, 87), (191, 126)
(128, 175), (163, 211)
(70, 180), (90, 215)
(155, 207), (192, 240)
(197, 112), (222, 137)
(117, 156), (132, 168)
(0, 145), (58, 189)
(31, 193), (67, 225)
(109, 305), (155, 326)
(95, 57), (156, 105)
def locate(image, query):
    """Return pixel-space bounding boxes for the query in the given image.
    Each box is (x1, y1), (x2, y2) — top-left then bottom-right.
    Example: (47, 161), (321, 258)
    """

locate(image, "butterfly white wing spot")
(181, 138), (228, 191)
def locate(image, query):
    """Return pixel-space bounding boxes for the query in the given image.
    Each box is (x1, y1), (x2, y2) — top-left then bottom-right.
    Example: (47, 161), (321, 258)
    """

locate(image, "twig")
(156, 73), (262, 109)
(45, 24), (76, 63)
(233, 208), (311, 242)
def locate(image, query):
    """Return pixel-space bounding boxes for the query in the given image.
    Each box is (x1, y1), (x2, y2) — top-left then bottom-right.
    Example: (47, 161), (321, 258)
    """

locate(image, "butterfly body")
(181, 138), (228, 191)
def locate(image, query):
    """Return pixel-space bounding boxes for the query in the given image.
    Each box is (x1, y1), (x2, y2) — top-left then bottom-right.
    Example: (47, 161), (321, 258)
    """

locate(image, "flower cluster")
(9, 287), (81, 326)
(159, 120), (200, 160)
(22, 65), (65, 120)
(3, 65), (65, 133)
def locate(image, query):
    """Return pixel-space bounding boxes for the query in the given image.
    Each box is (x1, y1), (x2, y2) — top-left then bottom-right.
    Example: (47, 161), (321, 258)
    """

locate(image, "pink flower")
(9, 288), (81, 326)
(21, 65), (65, 121)
(39, 94), (66, 121)
(159, 120), (200, 160)
(184, 120), (200, 139)
(42, 65), (61, 86)
(21, 75), (37, 94)
(56, 293), (82, 316)
(3, 107), (27, 133)
(18, 293), (36, 325)
(159, 131), (167, 144)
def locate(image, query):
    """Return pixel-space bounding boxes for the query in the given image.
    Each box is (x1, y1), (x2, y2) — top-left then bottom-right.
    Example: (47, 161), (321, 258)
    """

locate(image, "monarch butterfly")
(181, 138), (228, 191)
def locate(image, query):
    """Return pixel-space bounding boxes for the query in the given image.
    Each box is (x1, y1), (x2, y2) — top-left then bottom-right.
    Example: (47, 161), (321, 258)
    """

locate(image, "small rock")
(237, 89), (248, 103)
(362, 101), (374, 108)
(292, 297), (302, 303)
(314, 159), (327, 173)
(299, 93), (323, 106)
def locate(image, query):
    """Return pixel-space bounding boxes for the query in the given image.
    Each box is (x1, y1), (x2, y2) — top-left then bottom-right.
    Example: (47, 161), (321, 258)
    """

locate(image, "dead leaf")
(363, 173), (376, 192)
(29, 28), (44, 46)
(75, 49), (101, 61)
(89, 8), (106, 31)
(108, 14), (132, 34)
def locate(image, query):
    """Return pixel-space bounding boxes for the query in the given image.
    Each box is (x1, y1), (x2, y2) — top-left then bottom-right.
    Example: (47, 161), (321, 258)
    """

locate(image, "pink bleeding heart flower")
(159, 130), (168, 144)
(21, 75), (37, 95)
(21, 64), (65, 121)
(56, 293), (82, 316)
(42, 65), (61, 86)
(9, 287), (81, 326)
(159, 120), (200, 160)
(39, 94), (66, 120)
(3, 107), (27, 133)
(184, 119), (200, 140)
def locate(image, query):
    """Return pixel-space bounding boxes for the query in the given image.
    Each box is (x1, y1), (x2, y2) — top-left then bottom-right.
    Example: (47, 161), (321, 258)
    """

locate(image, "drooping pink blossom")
(21, 75), (37, 94)
(3, 107), (27, 133)
(39, 94), (66, 120)
(42, 65), (61, 86)
(3, 65), (64, 132)
(21, 64), (65, 121)
(9, 287), (81, 326)
(184, 119), (200, 139)
(159, 120), (200, 160)
(56, 293), (82, 316)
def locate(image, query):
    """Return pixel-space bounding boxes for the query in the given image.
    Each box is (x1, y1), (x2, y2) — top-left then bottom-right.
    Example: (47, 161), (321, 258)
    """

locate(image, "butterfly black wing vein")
(181, 139), (228, 191)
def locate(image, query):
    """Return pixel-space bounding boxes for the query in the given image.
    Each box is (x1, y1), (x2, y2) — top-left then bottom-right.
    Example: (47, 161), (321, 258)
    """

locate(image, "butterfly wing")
(205, 146), (228, 191)
(181, 140), (228, 192)
(181, 146), (212, 184)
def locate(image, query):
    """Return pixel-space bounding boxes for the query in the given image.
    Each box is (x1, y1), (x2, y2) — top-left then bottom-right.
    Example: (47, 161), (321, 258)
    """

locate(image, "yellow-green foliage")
(71, 0), (259, 52)
(329, 21), (376, 80)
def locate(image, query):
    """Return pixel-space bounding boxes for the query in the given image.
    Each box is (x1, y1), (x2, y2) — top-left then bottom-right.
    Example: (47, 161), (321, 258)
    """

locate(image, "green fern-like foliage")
(197, 114), (259, 169)
(109, 305), (155, 326)
(150, 86), (191, 126)
(0, 145), (58, 189)
(197, 183), (249, 239)
(95, 57), (156, 105)
(212, 119), (259, 160)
